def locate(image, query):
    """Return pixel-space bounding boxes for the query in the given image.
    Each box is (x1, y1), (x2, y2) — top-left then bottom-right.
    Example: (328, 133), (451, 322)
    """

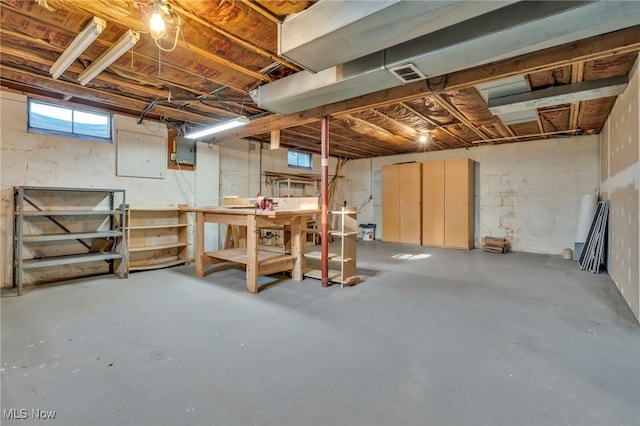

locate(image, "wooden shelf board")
(128, 207), (182, 211)
(304, 269), (341, 280)
(303, 251), (338, 259)
(329, 231), (359, 236)
(129, 242), (187, 252)
(128, 259), (186, 271)
(205, 248), (295, 266)
(127, 224), (188, 230)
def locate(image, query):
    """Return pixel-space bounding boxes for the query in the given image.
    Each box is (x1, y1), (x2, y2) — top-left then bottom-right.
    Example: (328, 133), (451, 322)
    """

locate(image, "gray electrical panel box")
(175, 136), (196, 166)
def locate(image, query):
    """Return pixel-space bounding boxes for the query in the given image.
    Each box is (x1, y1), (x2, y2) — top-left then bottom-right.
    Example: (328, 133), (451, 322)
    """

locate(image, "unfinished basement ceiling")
(1, 0), (639, 159)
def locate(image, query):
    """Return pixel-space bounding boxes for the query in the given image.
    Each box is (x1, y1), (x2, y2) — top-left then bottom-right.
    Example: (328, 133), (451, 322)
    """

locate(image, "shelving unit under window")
(13, 186), (126, 295)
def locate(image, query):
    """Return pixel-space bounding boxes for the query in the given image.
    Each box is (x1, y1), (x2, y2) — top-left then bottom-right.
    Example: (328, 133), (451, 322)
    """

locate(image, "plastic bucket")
(359, 224), (376, 241)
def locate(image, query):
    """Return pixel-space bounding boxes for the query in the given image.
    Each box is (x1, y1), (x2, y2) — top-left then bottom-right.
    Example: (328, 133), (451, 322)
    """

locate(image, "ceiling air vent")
(388, 63), (426, 83)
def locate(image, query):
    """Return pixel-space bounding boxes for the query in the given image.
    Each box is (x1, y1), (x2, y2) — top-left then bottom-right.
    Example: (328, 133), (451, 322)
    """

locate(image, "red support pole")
(321, 116), (329, 287)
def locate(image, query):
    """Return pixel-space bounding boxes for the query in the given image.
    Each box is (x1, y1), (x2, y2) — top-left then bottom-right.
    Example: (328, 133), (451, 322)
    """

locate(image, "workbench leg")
(195, 212), (205, 277)
(246, 215), (259, 293)
(291, 217), (304, 281)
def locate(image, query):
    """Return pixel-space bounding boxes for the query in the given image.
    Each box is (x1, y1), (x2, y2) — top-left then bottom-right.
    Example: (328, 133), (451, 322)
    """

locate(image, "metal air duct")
(253, 1), (640, 115)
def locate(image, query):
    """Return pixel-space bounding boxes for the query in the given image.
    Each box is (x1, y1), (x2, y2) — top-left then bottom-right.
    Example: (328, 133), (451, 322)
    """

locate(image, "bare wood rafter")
(170, 3), (301, 72)
(4, 1), (271, 84)
(298, 124), (398, 156)
(0, 19), (252, 95)
(0, 64), (214, 124)
(0, 41), (255, 120)
(569, 62), (585, 130)
(430, 95), (487, 144)
(291, 126), (387, 157)
(239, 0), (281, 23)
(399, 102), (469, 148)
(342, 113), (419, 149)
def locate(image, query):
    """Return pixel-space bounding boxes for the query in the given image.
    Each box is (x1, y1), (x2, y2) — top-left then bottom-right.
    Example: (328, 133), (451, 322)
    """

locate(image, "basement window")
(288, 150), (312, 170)
(28, 99), (112, 143)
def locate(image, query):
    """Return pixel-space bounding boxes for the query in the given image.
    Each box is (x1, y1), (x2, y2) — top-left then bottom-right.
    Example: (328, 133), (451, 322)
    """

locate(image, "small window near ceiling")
(28, 99), (112, 143)
(288, 150), (312, 169)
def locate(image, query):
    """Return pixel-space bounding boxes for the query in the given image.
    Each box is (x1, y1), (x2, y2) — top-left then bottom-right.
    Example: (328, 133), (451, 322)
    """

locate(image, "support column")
(321, 116), (329, 287)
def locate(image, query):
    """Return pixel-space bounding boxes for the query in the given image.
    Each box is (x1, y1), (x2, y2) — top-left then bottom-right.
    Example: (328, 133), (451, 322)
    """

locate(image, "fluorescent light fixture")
(77, 30), (140, 86)
(50, 17), (106, 79)
(184, 116), (250, 139)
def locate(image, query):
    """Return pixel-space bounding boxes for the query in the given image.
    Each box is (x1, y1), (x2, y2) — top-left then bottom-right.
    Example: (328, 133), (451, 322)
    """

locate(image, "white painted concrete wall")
(345, 135), (600, 254)
(217, 139), (335, 199)
(600, 54), (639, 323)
(0, 91), (219, 287)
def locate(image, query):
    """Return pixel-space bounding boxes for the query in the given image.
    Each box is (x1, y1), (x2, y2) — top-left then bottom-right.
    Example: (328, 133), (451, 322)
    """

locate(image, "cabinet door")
(399, 163), (422, 245)
(381, 165), (400, 242)
(422, 160), (445, 246)
(444, 159), (473, 249)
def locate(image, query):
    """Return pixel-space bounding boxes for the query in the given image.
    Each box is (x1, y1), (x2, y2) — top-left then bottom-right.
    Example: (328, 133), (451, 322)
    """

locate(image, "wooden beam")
(569, 62), (585, 130)
(442, 25), (640, 91)
(270, 129), (280, 149)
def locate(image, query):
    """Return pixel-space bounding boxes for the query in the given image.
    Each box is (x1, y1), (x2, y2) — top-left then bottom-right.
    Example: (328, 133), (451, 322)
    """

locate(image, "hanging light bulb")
(418, 133), (429, 143)
(150, 1), (166, 39)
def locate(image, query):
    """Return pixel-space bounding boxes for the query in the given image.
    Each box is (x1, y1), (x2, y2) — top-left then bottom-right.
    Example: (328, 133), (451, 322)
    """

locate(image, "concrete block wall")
(345, 135), (600, 254)
(0, 91), (217, 287)
(600, 54), (639, 323)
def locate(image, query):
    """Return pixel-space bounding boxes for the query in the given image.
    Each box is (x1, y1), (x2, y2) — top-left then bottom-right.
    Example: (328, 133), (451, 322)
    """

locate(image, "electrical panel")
(175, 136), (196, 166)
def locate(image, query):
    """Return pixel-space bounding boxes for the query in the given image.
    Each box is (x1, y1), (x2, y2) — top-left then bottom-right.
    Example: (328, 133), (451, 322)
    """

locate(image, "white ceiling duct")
(252, 1), (640, 115)
(278, 0), (517, 73)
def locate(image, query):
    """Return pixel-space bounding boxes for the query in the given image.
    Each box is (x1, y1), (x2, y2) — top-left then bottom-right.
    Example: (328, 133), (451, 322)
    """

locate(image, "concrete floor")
(2, 242), (639, 426)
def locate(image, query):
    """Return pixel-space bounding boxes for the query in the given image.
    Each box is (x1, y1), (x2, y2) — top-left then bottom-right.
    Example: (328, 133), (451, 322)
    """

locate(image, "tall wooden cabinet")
(422, 158), (474, 249)
(382, 162), (422, 244)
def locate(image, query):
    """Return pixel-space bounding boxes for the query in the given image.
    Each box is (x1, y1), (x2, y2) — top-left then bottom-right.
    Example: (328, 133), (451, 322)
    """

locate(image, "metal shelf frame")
(13, 186), (127, 295)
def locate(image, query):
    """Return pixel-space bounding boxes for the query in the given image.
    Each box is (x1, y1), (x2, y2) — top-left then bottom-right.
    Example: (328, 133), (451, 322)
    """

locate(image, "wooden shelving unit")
(304, 206), (359, 287)
(125, 207), (188, 275)
(13, 186), (126, 295)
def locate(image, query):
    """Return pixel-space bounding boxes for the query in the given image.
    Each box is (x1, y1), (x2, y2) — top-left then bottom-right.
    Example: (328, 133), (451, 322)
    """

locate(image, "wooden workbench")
(181, 206), (320, 293)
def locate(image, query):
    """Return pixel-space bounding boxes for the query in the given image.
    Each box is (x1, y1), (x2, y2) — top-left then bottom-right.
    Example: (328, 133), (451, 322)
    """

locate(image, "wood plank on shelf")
(329, 231), (359, 236)
(128, 259), (186, 271)
(129, 242), (187, 252)
(303, 269), (341, 280)
(127, 224), (188, 230)
(303, 250), (338, 259)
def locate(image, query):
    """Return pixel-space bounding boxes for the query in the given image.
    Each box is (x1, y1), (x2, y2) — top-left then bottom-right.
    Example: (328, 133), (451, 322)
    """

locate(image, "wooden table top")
(180, 206), (320, 217)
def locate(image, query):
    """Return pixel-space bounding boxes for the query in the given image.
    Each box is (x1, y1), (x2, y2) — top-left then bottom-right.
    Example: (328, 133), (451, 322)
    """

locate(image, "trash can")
(359, 224), (376, 241)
